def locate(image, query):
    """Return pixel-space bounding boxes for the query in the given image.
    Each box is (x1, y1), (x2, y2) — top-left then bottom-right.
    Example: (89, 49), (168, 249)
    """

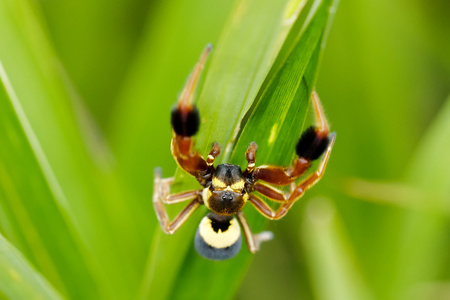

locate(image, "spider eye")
(194, 215), (242, 261)
(221, 192), (234, 202)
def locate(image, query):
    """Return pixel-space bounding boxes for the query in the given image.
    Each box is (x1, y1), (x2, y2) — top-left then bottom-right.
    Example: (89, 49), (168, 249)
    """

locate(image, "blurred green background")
(0, 0), (449, 299)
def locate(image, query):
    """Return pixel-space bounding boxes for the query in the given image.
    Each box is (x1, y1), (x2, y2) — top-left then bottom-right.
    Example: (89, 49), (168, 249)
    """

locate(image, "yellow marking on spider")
(268, 123), (278, 145)
(242, 193), (249, 203)
(207, 154), (215, 166)
(212, 177), (227, 188)
(199, 217), (240, 249)
(230, 179), (245, 190)
(202, 188), (212, 209)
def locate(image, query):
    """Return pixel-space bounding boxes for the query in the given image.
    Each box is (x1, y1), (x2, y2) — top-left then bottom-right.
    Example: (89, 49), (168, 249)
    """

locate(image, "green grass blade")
(230, 0), (331, 168)
(302, 198), (372, 300)
(0, 64), (103, 298)
(407, 94), (450, 209)
(0, 233), (62, 300)
(313, 1), (450, 298)
(34, 0), (152, 129)
(109, 0), (234, 180)
(392, 95), (450, 299)
(0, 0), (145, 296)
(188, 0), (304, 158)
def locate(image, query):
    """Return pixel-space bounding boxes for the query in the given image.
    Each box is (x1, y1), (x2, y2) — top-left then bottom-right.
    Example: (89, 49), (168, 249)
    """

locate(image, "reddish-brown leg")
(171, 137), (208, 177)
(236, 211), (274, 253)
(171, 138), (220, 181)
(157, 45), (216, 234)
(248, 194), (296, 220)
(170, 45), (214, 177)
(288, 132), (336, 201)
(243, 142), (258, 177)
(251, 159), (311, 186)
(251, 90), (330, 185)
(253, 182), (287, 202)
(248, 133), (335, 220)
(153, 168), (203, 234)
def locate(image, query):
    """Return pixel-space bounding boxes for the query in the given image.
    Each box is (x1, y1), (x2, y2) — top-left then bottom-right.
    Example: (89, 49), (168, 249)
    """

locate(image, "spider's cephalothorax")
(203, 164), (248, 216)
(153, 45), (336, 261)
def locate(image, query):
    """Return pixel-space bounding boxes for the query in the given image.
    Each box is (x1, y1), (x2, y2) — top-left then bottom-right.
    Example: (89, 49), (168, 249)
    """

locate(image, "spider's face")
(203, 164), (249, 216)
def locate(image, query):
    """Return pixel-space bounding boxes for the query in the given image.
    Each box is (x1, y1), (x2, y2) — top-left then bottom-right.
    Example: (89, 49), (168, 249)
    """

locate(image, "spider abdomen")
(195, 213), (242, 261)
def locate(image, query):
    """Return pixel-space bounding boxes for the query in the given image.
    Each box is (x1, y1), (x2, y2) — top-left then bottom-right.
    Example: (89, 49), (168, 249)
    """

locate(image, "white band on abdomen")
(198, 216), (240, 249)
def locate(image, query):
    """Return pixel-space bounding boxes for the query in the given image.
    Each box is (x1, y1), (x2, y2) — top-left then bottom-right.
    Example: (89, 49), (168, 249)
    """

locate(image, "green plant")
(0, 0), (338, 298)
(1, 0), (450, 299)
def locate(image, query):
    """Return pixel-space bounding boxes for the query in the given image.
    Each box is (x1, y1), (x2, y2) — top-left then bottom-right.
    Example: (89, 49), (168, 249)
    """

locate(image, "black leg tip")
(171, 105), (200, 137)
(296, 126), (330, 161)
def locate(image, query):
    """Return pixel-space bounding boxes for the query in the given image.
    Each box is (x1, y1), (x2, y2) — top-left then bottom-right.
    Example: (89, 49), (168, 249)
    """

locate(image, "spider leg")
(248, 194), (294, 220)
(248, 133), (335, 220)
(243, 141), (258, 176)
(288, 132), (336, 201)
(171, 45), (216, 177)
(153, 168), (203, 234)
(251, 90), (332, 185)
(253, 182), (287, 202)
(236, 211), (274, 253)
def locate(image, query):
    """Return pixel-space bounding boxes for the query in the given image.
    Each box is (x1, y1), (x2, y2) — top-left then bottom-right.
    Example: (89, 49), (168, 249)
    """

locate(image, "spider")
(153, 45), (336, 261)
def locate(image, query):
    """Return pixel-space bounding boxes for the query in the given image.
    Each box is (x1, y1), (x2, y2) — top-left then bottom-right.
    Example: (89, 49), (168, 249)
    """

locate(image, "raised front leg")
(170, 45), (215, 177)
(248, 133), (336, 220)
(251, 90), (332, 185)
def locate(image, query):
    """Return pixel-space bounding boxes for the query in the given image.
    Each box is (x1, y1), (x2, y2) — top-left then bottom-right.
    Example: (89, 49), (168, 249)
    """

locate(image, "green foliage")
(0, 231), (62, 300)
(0, 64), (103, 298)
(0, 0), (449, 299)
